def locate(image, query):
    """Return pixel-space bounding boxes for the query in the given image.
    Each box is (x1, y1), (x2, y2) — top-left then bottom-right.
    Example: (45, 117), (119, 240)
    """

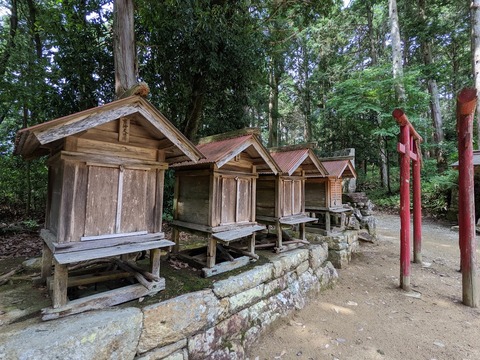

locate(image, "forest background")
(0, 0), (475, 227)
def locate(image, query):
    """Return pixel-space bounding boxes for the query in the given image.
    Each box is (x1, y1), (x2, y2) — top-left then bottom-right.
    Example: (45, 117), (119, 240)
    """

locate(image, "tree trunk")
(268, 58), (280, 148)
(114, 0), (137, 98)
(183, 74), (206, 141)
(301, 41), (312, 142)
(26, 0), (42, 59)
(419, 0), (445, 168)
(23, 104), (31, 217)
(368, 1), (389, 189)
(0, 0), (18, 76)
(472, 0), (480, 148)
(389, 0), (406, 104)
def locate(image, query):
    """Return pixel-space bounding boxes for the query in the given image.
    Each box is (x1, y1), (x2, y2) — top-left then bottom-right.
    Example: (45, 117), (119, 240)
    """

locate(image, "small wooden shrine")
(14, 96), (203, 319)
(171, 128), (280, 276)
(305, 157), (357, 234)
(255, 145), (327, 251)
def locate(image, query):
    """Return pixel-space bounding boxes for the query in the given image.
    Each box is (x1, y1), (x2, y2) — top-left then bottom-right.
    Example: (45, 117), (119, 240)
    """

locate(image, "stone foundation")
(0, 245), (338, 360)
(307, 230), (359, 268)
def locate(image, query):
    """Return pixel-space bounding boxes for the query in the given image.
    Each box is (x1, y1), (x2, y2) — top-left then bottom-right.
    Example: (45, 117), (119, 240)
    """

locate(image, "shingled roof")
(14, 96), (204, 164)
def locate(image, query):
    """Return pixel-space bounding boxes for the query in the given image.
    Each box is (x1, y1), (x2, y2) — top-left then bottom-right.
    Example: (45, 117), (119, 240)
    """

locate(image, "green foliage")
(136, 0), (263, 139)
(0, 0), (473, 221)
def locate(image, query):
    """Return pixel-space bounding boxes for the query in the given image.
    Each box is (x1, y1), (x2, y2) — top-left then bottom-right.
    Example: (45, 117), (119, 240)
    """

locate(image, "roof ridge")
(197, 128), (260, 145)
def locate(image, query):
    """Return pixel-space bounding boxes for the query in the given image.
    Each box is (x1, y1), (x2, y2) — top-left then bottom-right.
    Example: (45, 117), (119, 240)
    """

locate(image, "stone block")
(323, 234), (348, 250)
(187, 310), (249, 360)
(162, 349), (187, 360)
(212, 264), (274, 298)
(228, 284), (265, 314)
(0, 308), (142, 360)
(315, 261), (338, 289)
(328, 249), (350, 268)
(296, 260), (310, 276)
(138, 290), (223, 354)
(263, 249), (309, 278)
(305, 232), (324, 242)
(309, 243), (328, 270)
(135, 339), (187, 360)
(263, 277), (287, 298)
(298, 270), (320, 296)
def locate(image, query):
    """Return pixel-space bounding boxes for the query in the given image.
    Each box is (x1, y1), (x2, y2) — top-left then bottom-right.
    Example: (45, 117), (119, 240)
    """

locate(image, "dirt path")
(248, 213), (480, 360)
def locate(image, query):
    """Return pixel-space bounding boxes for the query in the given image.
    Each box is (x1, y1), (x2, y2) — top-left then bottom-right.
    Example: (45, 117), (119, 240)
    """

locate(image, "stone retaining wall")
(0, 244), (338, 360)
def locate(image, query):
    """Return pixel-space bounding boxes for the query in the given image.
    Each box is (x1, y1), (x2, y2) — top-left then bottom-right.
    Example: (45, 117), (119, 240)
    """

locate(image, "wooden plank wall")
(84, 166), (119, 237)
(49, 117), (169, 243)
(280, 179), (302, 217)
(177, 174), (210, 225)
(330, 179), (343, 207)
(305, 179), (328, 209)
(256, 178), (276, 217)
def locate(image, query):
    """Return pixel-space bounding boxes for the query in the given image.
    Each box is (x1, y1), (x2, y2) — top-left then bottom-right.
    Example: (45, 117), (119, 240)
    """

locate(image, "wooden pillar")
(299, 222), (305, 241)
(276, 220), (283, 252)
(457, 88), (479, 307)
(325, 211), (331, 233)
(399, 123), (411, 291)
(248, 233), (256, 255)
(413, 153), (422, 263)
(172, 227), (180, 254)
(41, 242), (53, 282)
(52, 261), (68, 308)
(150, 248), (161, 278)
(206, 235), (216, 268)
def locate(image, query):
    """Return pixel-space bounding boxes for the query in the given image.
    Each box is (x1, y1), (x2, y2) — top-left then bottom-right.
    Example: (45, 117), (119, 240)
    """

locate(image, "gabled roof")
(322, 159), (357, 179)
(173, 129), (280, 174)
(268, 148), (327, 176)
(14, 96), (204, 164)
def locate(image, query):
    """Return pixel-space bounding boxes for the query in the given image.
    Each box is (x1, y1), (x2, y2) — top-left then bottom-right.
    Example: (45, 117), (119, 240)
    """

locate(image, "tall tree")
(389, 0), (406, 104)
(418, 0), (445, 167)
(114, 0), (137, 98)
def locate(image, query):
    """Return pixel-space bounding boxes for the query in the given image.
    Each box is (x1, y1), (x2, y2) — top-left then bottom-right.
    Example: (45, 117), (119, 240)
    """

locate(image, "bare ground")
(248, 213), (480, 360)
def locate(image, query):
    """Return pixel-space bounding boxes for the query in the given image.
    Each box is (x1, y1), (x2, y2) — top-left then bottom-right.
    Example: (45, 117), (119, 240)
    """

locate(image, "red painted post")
(457, 88), (478, 307)
(394, 109), (423, 286)
(413, 143), (422, 264)
(399, 123), (411, 291)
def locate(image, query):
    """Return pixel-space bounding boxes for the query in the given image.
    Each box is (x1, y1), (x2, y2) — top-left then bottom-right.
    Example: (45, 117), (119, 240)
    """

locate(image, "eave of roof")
(14, 96), (204, 164)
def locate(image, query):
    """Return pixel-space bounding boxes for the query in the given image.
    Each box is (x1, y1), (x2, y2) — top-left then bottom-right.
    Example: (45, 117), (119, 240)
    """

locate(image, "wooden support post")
(41, 242), (53, 282)
(399, 122), (411, 291)
(276, 220), (283, 252)
(325, 211), (331, 233)
(52, 261), (68, 308)
(413, 155), (422, 263)
(299, 222), (305, 241)
(150, 248), (161, 278)
(457, 88), (479, 307)
(248, 232), (256, 255)
(206, 235), (216, 268)
(172, 227), (180, 254)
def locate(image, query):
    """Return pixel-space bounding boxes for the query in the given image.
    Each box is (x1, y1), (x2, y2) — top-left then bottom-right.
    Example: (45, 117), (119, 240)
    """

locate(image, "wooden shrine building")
(14, 95), (203, 319)
(171, 128), (280, 276)
(255, 145), (327, 251)
(305, 158), (357, 234)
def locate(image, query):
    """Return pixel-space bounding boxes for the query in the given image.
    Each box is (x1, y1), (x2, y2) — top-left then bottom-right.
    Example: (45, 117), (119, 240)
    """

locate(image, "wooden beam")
(53, 239), (174, 264)
(42, 282), (164, 321)
(202, 256), (250, 277)
(52, 262), (68, 308)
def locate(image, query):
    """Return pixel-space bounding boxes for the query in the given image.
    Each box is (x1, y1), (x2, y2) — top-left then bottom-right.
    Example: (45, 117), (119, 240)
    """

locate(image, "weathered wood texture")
(304, 179), (328, 209)
(330, 179), (343, 207)
(42, 281), (164, 321)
